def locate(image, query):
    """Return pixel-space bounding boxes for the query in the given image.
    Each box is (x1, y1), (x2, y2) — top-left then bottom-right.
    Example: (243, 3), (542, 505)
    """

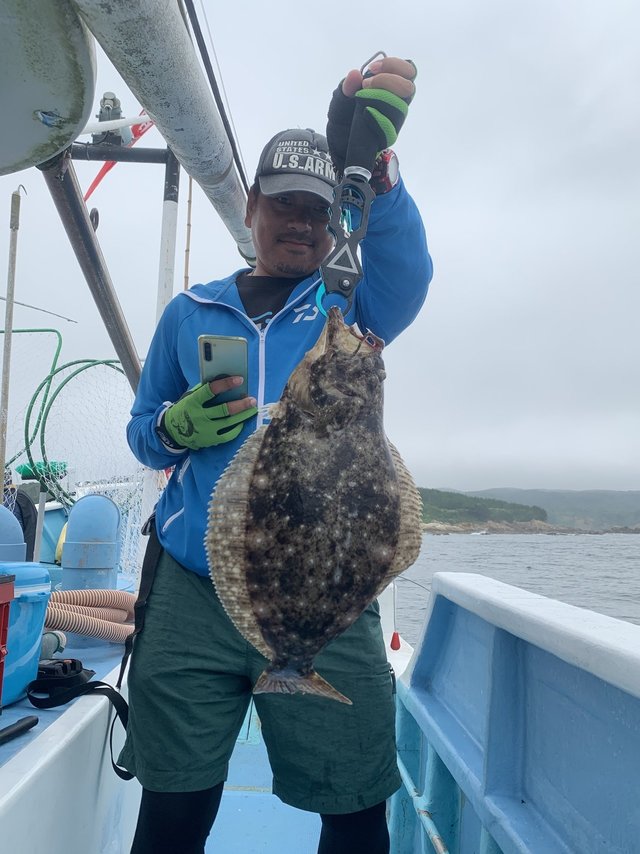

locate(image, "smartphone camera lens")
(204, 342), (212, 360)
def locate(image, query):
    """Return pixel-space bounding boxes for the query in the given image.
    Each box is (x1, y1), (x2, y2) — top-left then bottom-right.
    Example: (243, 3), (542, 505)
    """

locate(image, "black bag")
(27, 657), (133, 780)
(25, 516), (164, 782)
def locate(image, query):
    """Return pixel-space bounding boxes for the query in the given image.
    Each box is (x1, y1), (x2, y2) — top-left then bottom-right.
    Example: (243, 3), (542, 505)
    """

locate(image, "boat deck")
(0, 576), (410, 853)
(0, 640), (122, 768)
(5, 572), (637, 853)
(0, 637), (323, 851)
(211, 709), (320, 852)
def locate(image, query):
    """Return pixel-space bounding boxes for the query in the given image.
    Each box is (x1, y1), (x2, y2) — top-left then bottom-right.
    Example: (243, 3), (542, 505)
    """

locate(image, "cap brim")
(258, 173), (336, 205)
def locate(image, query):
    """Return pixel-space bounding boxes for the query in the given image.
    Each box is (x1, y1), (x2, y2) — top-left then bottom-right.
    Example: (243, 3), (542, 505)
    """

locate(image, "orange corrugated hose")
(45, 589), (136, 643)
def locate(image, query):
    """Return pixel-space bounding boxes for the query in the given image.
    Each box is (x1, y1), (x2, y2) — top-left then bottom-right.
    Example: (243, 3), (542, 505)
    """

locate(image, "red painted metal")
(0, 575), (15, 710)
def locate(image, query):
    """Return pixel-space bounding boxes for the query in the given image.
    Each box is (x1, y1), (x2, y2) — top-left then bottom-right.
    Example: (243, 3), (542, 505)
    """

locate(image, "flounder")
(206, 307), (423, 704)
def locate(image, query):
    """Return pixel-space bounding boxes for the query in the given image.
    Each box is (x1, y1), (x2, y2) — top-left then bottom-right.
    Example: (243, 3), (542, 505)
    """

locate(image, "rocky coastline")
(422, 520), (640, 535)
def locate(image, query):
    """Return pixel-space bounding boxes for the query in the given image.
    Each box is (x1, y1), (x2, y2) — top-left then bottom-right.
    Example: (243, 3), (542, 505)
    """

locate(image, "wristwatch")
(370, 149), (400, 195)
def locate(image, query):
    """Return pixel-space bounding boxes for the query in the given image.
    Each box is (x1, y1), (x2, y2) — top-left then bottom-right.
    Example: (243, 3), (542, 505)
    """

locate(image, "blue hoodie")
(128, 178), (432, 576)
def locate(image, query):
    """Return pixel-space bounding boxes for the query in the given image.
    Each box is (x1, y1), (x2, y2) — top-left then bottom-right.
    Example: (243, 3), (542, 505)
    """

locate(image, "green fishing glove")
(349, 86), (410, 171)
(158, 383), (257, 451)
(326, 63), (416, 176)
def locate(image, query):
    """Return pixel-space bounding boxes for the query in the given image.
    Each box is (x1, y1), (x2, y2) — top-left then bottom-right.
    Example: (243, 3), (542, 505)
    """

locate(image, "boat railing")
(389, 571), (640, 853)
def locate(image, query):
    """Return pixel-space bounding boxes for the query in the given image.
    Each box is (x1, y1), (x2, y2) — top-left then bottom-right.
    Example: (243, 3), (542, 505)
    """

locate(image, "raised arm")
(326, 55), (433, 343)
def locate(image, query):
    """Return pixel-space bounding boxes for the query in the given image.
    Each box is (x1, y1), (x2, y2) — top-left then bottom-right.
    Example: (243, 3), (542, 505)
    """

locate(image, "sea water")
(396, 533), (640, 646)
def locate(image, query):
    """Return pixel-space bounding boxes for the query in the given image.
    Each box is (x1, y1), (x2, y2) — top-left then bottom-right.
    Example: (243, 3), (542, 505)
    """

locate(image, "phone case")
(198, 335), (248, 404)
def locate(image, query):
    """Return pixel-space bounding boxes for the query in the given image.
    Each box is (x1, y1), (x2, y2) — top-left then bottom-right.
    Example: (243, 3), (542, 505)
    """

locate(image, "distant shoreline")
(422, 520), (640, 535)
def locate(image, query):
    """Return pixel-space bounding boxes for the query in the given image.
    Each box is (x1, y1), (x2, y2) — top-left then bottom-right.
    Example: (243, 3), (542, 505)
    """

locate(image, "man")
(3, 471), (37, 561)
(121, 56), (432, 854)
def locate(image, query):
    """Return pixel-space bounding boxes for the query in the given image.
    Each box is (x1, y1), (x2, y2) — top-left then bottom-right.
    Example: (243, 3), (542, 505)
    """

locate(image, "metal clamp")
(317, 169), (375, 316)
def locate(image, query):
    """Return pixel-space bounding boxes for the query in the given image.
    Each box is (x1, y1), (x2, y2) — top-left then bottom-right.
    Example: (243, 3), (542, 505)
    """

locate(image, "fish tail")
(253, 668), (353, 705)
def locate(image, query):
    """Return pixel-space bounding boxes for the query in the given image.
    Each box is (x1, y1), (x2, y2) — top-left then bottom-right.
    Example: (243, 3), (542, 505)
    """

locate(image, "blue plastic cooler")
(0, 562), (51, 706)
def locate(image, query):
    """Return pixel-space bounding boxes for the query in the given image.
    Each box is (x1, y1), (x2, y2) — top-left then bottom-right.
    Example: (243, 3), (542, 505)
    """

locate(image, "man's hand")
(159, 376), (257, 451)
(326, 56), (417, 176)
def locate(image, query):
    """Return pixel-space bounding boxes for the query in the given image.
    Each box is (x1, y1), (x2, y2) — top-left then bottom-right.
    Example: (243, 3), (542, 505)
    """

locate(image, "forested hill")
(419, 489), (547, 525)
(465, 489), (640, 531)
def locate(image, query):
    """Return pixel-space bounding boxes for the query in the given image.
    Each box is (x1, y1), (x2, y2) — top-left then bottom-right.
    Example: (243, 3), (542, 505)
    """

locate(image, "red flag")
(84, 113), (154, 201)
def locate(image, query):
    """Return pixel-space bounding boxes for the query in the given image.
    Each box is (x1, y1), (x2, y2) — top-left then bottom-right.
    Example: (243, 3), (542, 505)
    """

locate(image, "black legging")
(130, 785), (224, 854)
(319, 801), (390, 854)
(130, 787), (389, 854)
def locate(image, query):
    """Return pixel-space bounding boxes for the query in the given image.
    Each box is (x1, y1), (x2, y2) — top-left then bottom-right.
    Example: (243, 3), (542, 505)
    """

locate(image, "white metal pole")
(183, 176), (194, 291)
(0, 189), (22, 491)
(80, 113), (151, 136)
(32, 490), (47, 563)
(155, 150), (180, 322)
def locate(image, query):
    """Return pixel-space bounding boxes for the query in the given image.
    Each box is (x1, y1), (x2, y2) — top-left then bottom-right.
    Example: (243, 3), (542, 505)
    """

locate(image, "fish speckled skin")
(206, 308), (423, 704)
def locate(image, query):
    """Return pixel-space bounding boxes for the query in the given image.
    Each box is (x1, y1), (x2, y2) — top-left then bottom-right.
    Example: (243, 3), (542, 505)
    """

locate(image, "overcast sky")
(1, 0), (639, 491)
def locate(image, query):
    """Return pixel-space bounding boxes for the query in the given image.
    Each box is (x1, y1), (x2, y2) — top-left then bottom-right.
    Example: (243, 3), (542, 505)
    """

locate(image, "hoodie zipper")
(256, 276), (322, 424)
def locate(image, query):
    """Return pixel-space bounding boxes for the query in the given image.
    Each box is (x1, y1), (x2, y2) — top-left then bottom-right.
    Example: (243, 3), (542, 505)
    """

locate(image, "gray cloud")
(0, 0), (638, 490)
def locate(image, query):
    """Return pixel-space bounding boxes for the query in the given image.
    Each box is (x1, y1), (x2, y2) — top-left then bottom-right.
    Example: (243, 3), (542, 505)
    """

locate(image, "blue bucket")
(0, 562), (51, 706)
(0, 506), (26, 562)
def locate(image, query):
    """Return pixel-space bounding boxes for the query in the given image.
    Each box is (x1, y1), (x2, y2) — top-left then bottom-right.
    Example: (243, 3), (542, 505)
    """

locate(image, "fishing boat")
(1, 3), (639, 852)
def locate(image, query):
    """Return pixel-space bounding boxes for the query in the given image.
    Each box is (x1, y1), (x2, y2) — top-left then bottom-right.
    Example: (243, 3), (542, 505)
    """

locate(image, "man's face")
(245, 189), (335, 278)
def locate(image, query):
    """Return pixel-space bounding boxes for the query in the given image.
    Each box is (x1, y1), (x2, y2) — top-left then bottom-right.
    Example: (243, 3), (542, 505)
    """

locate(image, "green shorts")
(118, 549), (400, 813)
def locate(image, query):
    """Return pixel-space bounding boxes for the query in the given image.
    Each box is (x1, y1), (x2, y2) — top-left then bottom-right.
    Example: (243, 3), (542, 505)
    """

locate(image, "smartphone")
(198, 334), (248, 404)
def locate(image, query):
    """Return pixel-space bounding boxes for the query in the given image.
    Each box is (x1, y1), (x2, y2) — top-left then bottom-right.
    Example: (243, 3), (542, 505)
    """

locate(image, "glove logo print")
(270, 140), (336, 181)
(175, 412), (197, 440)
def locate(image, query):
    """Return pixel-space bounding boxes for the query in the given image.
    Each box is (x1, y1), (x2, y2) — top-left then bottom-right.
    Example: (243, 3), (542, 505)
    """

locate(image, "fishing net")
(0, 333), (163, 579)
(0, 328), (62, 514)
(21, 359), (164, 577)
(24, 360), (137, 504)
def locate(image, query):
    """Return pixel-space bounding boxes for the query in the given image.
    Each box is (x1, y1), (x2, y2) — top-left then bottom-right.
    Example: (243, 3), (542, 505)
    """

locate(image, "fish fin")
(253, 668), (353, 705)
(206, 425), (273, 659)
(374, 440), (424, 596)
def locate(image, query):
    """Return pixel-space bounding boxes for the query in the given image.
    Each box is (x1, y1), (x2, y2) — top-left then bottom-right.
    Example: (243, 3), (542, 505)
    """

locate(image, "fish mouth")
(284, 307), (385, 413)
(324, 307), (385, 355)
